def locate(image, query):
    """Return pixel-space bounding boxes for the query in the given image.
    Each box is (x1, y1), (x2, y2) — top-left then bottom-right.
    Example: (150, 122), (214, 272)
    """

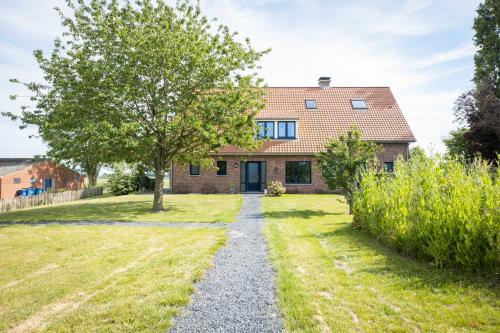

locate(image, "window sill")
(285, 183), (312, 186)
(189, 174), (201, 177)
(216, 174), (227, 177)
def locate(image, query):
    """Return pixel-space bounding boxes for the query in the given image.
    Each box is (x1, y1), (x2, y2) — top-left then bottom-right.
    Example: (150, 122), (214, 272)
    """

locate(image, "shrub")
(353, 154), (500, 271)
(107, 165), (136, 195)
(267, 181), (286, 196)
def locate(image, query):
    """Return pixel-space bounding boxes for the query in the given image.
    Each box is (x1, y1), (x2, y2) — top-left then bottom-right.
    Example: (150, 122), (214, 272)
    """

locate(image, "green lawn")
(263, 194), (500, 333)
(0, 194), (242, 223)
(0, 224), (225, 332)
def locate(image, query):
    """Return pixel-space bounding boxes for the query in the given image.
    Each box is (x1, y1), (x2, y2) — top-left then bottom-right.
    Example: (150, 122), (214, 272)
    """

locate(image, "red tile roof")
(219, 87), (415, 155)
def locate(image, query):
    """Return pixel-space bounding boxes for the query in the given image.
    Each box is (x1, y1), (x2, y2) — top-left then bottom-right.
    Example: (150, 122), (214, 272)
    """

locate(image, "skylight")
(351, 99), (368, 109)
(305, 99), (317, 109)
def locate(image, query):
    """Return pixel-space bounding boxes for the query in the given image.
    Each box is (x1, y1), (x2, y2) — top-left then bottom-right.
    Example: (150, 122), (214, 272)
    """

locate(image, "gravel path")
(0, 221), (227, 228)
(171, 194), (283, 333)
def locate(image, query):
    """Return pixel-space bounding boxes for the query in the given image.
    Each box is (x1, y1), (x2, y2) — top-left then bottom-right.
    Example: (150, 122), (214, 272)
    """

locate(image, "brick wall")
(0, 161), (84, 199)
(172, 143), (409, 194)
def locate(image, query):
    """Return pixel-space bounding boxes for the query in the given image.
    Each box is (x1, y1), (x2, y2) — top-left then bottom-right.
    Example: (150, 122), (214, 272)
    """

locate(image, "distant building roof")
(0, 158), (34, 178)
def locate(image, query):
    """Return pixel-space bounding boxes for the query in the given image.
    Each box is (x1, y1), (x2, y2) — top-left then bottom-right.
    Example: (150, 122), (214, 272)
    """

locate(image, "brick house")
(171, 77), (415, 194)
(0, 159), (84, 199)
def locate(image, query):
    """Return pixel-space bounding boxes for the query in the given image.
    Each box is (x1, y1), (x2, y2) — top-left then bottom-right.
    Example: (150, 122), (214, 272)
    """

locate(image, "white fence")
(0, 187), (103, 213)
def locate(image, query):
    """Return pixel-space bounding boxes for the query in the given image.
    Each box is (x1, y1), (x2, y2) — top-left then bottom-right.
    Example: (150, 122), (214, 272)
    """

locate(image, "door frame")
(245, 161), (261, 192)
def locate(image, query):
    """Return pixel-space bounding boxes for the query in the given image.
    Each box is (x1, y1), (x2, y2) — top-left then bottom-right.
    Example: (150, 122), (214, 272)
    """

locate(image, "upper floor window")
(216, 161), (227, 176)
(189, 164), (200, 176)
(13, 178), (21, 184)
(278, 121), (296, 139)
(257, 121), (275, 139)
(351, 99), (368, 109)
(305, 100), (317, 109)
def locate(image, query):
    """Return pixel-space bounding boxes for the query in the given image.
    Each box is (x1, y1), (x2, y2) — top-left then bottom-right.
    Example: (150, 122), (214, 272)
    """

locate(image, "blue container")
(35, 188), (44, 195)
(20, 188), (28, 196)
(27, 188), (36, 196)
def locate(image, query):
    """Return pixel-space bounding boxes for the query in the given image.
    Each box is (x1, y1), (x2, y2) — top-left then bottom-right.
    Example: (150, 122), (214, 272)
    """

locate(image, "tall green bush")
(353, 154), (500, 271)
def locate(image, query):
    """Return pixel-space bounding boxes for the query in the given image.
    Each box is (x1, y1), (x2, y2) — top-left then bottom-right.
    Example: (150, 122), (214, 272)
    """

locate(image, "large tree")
(444, 0), (500, 162)
(58, 0), (267, 211)
(446, 85), (500, 162)
(473, 0), (500, 96)
(4, 32), (122, 186)
(316, 128), (380, 214)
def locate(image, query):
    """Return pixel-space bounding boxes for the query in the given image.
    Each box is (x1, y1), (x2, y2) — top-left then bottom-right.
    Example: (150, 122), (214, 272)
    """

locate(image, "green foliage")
(2, 19), (122, 186)
(473, 0), (500, 96)
(267, 181), (286, 196)
(449, 86), (500, 163)
(316, 127), (380, 213)
(49, 0), (268, 211)
(409, 146), (426, 159)
(353, 154), (500, 271)
(443, 128), (471, 159)
(107, 165), (136, 196)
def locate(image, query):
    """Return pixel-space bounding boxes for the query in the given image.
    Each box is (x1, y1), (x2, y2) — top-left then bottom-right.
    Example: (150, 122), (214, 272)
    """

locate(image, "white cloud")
(413, 44), (476, 69)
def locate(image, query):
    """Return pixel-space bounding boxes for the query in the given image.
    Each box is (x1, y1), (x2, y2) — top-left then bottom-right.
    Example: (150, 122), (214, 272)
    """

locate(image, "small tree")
(316, 128), (380, 214)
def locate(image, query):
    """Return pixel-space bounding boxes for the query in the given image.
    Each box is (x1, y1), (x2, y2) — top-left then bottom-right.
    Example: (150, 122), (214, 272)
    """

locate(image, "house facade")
(171, 77), (415, 194)
(0, 159), (84, 199)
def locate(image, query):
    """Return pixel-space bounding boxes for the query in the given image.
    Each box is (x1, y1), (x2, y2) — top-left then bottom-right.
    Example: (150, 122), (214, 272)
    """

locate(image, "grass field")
(0, 224), (225, 332)
(0, 194), (242, 223)
(263, 194), (500, 333)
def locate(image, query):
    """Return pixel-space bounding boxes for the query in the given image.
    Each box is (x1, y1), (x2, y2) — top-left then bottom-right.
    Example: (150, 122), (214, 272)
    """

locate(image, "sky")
(0, 0), (481, 157)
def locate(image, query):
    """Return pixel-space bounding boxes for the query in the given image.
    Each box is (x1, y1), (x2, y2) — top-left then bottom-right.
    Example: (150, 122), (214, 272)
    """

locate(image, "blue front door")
(246, 162), (261, 192)
(44, 178), (52, 190)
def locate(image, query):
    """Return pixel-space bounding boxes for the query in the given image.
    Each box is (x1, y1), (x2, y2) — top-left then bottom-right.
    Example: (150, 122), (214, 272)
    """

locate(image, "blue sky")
(0, 0), (480, 157)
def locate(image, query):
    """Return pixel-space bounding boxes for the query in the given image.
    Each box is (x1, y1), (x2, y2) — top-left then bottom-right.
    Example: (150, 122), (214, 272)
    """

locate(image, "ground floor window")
(189, 164), (200, 176)
(384, 162), (394, 172)
(216, 161), (227, 176)
(285, 161), (311, 184)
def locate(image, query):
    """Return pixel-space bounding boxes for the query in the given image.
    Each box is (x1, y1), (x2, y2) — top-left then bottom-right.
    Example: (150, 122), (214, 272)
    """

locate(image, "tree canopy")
(473, 0), (500, 96)
(5, 0), (268, 210)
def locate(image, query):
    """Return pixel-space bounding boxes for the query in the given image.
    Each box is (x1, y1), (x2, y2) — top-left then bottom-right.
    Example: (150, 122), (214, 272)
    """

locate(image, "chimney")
(318, 76), (331, 88)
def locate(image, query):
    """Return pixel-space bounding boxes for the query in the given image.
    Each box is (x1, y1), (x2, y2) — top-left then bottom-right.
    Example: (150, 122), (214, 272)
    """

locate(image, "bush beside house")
(353, 154), (500, 271)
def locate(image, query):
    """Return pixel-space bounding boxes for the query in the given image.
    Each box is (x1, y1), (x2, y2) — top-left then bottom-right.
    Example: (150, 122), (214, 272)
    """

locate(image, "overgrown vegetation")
(353, 154), (500, 271)
(263, 195), (500, 332)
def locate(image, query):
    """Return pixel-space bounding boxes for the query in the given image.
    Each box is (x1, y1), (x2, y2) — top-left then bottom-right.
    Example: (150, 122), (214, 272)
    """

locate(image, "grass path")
(0, 194), (242, 223)
(263, 194), (500, 333)
(0, 225), (226, 332)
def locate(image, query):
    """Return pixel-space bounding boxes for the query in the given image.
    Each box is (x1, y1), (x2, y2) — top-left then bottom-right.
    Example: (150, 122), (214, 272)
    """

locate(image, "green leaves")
(353, 153), (500, 271)
(316, 127), (380, 213)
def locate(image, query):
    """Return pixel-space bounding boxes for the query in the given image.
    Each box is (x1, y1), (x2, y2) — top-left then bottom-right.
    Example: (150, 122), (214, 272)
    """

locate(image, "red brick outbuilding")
(0, 159), (84, 199)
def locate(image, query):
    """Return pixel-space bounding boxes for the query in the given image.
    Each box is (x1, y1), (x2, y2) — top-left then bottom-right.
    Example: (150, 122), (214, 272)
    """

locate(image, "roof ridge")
(265, 86), (391, 88)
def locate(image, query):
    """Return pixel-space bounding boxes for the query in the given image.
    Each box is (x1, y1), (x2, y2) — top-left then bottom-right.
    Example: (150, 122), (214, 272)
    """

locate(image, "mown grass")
(0, 194), (242, 223)
(263, 194), (500, 333)
(0, 224), (226, 332)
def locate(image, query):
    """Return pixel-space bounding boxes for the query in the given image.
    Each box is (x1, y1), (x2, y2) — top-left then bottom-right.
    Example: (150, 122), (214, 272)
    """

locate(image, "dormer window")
(278, 121), (296, 139)
(305, 99), (317, 109)
(257, 121), (275, 138)
(351, 99), (368, 109)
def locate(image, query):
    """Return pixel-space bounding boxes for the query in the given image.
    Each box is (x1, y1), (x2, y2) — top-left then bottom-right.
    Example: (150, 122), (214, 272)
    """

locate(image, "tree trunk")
(152, 164), (165, 212)
(88, 172), (98, 188)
